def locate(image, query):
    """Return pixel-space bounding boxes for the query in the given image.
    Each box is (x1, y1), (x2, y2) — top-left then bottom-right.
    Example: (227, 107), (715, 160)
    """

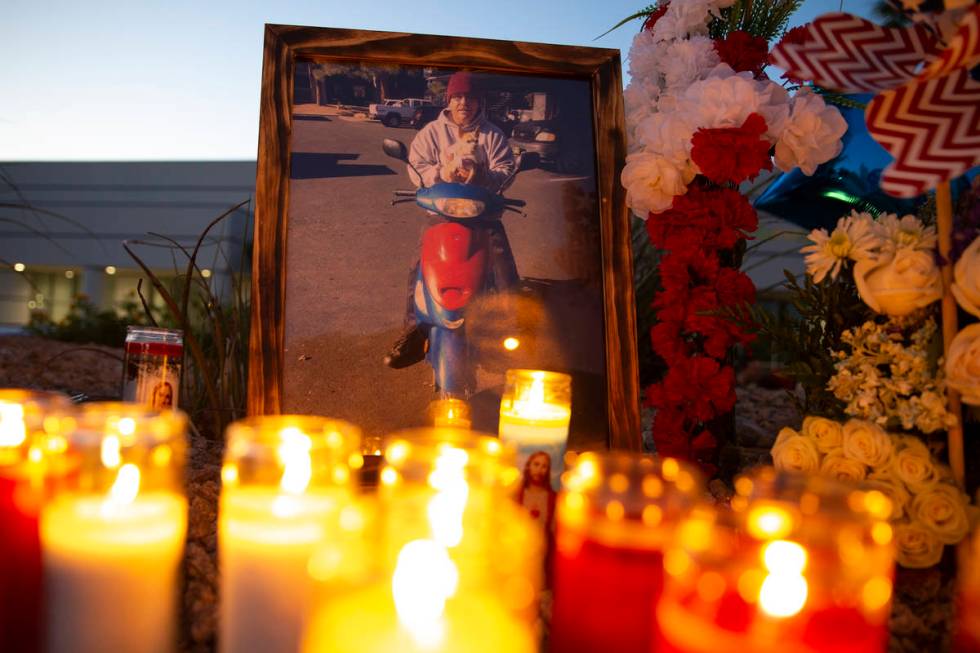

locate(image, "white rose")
(894, 519), (945, 568)
(946, 323), (980, 406)
(621, 151), (695, 217)
(800, 416), (843, 453)
(890, 436), (939, 494)
(841, 419), (894, 468)
(854, 248), (942, 316)
(660, 36), (720, 91)
(819, 449), (868, 483)
(771, 427), (820, 473)
(953, 236), (980, 319)
(774, 88), (848, 175)
(910, 483), (971, 545)
(634, 112), (695, 160)
(865, 469), (911, 520)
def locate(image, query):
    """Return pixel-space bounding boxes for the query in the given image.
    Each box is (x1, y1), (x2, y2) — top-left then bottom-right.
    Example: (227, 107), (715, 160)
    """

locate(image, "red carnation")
(691, 113), (773, 185)
(660, 186), (759, 250)
(642, 3), (669, 32)
(651, 320), (689, 365)
(714, 30), (770, 77)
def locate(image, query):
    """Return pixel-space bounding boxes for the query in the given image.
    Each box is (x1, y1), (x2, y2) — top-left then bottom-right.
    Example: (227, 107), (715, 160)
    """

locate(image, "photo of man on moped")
(383, 72), (522, 396)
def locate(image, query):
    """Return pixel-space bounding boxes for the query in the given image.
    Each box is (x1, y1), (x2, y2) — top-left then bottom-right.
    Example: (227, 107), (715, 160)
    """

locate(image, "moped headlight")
(534, 131), (557, 142)
(434, 198), (485, 218)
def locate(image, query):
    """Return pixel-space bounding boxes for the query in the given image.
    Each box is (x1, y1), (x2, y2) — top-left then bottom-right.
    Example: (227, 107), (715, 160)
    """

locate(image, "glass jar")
(40, 402), (188, 653)
(550, 452), (703, 653)
(302, 427), (542, 653)
(121, 326), (184, 410)
(657, 468), (895, 653)
(219, 415), (361, 653)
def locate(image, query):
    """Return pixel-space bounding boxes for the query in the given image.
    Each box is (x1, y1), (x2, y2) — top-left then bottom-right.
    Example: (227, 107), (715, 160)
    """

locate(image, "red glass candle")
(657, 469), (895, 653)
(0, 390), (71, 653)
(550, 453), (702, 653)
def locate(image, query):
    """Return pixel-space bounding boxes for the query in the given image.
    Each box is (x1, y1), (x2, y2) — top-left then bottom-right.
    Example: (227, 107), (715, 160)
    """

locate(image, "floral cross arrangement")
(619, 0), (847, 471)
(768, 181), (980, 568)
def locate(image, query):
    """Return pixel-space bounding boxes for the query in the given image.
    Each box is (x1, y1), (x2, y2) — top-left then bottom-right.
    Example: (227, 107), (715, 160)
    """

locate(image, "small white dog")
(440, 129), (485, 183)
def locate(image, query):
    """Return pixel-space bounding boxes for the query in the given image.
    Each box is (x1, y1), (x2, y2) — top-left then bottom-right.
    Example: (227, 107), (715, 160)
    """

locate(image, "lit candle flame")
(278, 427), (312, 495)
(101, 463), (141, 517)
(0, 402), (26, 448)
(427, 447), (469, 548)
(392, 539), (458, 648)
(758, 539), (809, 618)
(101, 435), (122, 469)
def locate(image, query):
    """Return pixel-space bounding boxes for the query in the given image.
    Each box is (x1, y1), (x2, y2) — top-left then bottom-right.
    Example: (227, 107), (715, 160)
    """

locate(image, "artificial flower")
(774, 88), (847, 175)
(841, 419), (893, 468)
(801, 210), (878, 282)
(952, 235), (980, 319)
(800, 415), (843, 453)
(890, 436), (939, 494)
(660, 36), (721, 90)
(875, 213), (938, 254)
(712, 30), (769, 77)
(771, 427), (820, 473)
(622, 151), (695, 216)
(894, 519), (945, 568)
(911, 483), (971, 545)
(820, 449), (868, 482)
(865, 470), (911, 520)
(690, 112), (772, 184)
(946, 323), (980, 406)
(854, 247), (942, 316)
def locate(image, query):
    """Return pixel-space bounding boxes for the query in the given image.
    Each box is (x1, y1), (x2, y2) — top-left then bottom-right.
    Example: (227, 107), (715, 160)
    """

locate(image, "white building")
(0, 161), (255, 327)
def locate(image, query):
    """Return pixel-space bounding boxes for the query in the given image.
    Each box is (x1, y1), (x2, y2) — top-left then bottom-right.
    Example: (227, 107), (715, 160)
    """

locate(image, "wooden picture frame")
(248, 24), (641, 450)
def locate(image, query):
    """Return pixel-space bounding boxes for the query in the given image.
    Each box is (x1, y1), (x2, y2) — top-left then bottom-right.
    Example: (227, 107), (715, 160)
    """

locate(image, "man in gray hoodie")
(384, 71), (519, 370)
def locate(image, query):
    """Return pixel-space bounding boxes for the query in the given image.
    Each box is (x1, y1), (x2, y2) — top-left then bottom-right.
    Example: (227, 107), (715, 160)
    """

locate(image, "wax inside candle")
(41, 491), (187, 653)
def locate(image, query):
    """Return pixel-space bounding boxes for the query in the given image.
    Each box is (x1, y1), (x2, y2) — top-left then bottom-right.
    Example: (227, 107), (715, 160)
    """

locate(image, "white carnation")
(621, 151), (695, 217)
(774, 88), (848, 175)
(660, 36), (720, 91)
(628, 30), (666, 82)
(634, 111), (695, 160)
(677, 68), (789, 139)
(624, 78), (662, 152)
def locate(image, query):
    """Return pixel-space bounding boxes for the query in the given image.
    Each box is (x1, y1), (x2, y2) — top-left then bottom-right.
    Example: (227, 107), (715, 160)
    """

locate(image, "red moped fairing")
(421, 222), (489, 312)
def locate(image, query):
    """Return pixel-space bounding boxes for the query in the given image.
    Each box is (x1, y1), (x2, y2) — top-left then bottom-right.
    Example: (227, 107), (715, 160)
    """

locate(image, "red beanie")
(446, 71), (478, 99)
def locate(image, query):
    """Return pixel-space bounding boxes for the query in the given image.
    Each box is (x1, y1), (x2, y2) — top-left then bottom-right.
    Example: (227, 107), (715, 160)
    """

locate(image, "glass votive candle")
(498, 369), (572, 497)
(219, 415), (361, 653)
(427, 398), (472, 429)
(40, 402), (188, 653)
(302, 427), (542, 653)
(657, 468), (895, 653)
(549, 452), (703, 653)
(0, 389), (72, 652)
(955, 527), (980, 651)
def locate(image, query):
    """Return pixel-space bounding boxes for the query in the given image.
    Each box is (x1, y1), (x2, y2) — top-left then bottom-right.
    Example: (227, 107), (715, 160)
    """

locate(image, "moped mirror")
(382, 139), (409, 162)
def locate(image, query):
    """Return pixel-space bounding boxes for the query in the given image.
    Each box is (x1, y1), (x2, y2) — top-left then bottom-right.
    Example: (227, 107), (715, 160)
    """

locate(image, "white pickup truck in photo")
(368, 98), (432, 127)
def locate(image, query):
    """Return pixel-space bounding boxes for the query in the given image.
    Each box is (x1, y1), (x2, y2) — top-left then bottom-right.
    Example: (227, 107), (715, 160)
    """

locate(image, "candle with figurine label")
(41, 403), (188, 653)
(656, 469), (895, 653)
(219, 416), (361, 653)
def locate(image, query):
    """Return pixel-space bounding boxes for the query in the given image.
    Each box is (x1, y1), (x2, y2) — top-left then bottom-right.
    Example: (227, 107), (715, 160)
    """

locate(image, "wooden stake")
(937, 180), (965, 486)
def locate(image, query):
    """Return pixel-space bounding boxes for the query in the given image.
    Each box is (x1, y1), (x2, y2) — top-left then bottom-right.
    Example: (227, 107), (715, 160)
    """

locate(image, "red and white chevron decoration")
(770, 12), (938, 93)
(868, 68), (980, 197)
(923, 5), (980, 79)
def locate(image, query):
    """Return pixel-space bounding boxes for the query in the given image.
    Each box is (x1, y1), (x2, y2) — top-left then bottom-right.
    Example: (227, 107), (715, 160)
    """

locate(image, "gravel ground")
(0, 334), (960, 651)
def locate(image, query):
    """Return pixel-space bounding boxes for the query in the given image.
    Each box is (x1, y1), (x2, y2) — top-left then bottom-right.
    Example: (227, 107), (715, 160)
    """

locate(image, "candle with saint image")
(0, 389), (71, 652)
(656, 469), (895, 653)
(219, 415), (361, 653)
(302, 429), (541, 653)
(550, 453), (702, 653)
(41, 403), (187, 653)
(498, 369), (571, 494)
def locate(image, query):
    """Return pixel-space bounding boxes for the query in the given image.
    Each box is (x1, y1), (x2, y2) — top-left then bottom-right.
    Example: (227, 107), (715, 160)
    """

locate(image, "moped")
(382, 137), (526, 397)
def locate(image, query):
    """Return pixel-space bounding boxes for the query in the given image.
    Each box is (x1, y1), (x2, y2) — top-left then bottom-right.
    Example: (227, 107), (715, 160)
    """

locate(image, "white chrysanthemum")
(774, 88), (848, 175)
(621, 150), (695, 217)
(875, 213), (938, 253)
(660, 36), (720, 90)
(801, 210), (880, 282)
(677, 67), (789, 140)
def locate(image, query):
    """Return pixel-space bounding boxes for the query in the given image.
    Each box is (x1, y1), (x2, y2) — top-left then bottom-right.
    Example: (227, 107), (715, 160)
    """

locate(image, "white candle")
(219, 488), (345, 653)
(41, 488), (186, 653)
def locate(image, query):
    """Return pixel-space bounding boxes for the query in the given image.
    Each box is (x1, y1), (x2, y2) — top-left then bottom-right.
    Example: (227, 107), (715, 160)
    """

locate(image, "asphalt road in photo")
(282, 111), (605, 442)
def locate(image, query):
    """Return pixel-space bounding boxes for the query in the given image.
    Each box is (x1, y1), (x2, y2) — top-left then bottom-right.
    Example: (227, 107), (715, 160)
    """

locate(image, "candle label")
(122, 327), (183, 411)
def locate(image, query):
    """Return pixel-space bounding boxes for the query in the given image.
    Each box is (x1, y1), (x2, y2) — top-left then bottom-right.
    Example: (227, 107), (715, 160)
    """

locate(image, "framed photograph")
(249, 24), (640, 450)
